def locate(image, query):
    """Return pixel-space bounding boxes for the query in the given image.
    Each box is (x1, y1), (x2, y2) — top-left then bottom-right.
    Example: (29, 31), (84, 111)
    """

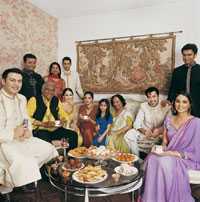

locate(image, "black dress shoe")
(0, 193), (11, 202)
(21, 184), (36, 193)
(14, 183), (36, 193)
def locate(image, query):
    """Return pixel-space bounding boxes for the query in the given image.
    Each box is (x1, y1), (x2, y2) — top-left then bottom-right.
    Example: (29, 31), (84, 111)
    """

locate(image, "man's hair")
(41, 81), (56, 93)
(23, 53), (37, 62)
(62, 56), (72, 64)
(2, 68), (23, 80)
(145, 86), (159, 96)
(181, 43), (198, 55)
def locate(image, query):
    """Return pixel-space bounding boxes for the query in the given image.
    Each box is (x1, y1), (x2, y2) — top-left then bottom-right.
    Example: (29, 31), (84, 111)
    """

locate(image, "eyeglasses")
(64, 94), (73, 96)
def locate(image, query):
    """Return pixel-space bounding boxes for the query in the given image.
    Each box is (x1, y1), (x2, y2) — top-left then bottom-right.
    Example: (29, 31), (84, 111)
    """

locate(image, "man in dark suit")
(168, 43), (200, 117)
(19, 53), (44, 100)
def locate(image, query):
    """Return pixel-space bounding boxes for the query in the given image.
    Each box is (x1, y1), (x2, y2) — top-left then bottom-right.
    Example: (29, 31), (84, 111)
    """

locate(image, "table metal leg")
(131, 191), (135, 202)
(64, 186), (67, 202)
(84, 188), (89, 202)
(63, 148), (67, 157)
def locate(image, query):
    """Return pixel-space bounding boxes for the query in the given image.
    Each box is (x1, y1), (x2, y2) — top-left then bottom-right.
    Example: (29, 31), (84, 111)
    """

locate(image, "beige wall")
(0, 0), (58, 76)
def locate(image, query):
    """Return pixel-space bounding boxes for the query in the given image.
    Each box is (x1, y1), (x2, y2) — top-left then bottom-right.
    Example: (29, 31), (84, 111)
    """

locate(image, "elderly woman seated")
(27, 81), (78, 149)
(124, 87), (170, 156)
(107, 94), (133, 153)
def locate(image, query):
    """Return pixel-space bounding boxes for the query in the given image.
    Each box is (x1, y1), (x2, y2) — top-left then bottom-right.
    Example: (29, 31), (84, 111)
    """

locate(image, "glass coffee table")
(46, 156), (143, 202)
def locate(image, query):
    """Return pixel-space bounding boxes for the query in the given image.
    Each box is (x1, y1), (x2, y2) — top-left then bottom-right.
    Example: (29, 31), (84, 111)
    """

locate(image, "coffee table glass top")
(46, 156), (143, 189)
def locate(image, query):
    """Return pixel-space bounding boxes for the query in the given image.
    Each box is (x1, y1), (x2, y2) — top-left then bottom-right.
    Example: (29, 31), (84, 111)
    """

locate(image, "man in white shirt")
(124, 87), (170, 156)
(62, 57), (84, 102)
(0, 68), (58, 193)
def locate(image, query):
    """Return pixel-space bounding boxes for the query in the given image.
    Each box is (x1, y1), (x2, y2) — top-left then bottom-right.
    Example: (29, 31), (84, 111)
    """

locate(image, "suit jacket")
(168, 63), (200, 117)
(19, 69), (44, 100)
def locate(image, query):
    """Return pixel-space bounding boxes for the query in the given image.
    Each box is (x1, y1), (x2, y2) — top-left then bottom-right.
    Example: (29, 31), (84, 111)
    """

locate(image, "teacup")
(55, 120), (61, 127)
(83, 115), (88, 120)
(154, 145), (163, 154)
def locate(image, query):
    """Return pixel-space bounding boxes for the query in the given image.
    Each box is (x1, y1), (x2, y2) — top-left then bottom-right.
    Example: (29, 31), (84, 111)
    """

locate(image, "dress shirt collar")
(23, 68), (35, 75)
(186, 62), (196, 68)
(1, 88), (16, 99)
(64, 70), (71, 76)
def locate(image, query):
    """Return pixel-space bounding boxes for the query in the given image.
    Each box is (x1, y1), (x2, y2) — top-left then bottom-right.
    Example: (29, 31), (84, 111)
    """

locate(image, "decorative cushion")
(125, 99), (142, 119)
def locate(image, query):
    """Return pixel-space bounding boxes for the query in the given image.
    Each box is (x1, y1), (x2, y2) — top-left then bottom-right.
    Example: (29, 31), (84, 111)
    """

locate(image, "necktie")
(186, 65), (192, 94)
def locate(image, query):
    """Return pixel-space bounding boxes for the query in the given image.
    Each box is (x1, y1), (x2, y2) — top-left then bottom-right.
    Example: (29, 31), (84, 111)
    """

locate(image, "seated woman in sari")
(44, 62), (65, 99)
(107, 94), (133, 153)
(77, 91), (97, 147)
(61, 88), (82, 146)
(142, 92), (200, 202)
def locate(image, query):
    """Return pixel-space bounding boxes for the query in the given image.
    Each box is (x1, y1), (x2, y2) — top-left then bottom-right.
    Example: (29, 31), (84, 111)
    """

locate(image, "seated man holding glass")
(124, 87), (170, 156)
(0, 68), (58, 193)
(27, 81), (78, 150)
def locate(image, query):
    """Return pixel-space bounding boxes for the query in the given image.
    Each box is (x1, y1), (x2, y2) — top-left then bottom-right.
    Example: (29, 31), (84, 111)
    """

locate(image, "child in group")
(93, 99), (113, 146)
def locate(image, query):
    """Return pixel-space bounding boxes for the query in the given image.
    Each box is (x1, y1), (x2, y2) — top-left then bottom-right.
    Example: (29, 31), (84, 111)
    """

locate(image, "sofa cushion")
(125, 98), (142, 119)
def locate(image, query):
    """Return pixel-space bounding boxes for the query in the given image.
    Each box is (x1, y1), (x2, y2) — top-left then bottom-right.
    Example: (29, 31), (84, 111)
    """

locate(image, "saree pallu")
(107, 109), (133, 153)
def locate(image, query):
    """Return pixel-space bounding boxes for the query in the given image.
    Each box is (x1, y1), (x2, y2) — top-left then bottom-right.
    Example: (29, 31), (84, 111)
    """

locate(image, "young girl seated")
(93, 99), (113, 146)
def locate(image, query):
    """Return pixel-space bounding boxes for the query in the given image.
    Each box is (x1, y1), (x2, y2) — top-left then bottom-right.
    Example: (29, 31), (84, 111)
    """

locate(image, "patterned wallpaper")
(0, 0), (58, 76)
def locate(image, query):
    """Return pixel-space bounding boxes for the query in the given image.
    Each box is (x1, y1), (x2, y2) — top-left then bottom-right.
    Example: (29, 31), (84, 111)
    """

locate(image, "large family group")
(0, 43), (200, 202)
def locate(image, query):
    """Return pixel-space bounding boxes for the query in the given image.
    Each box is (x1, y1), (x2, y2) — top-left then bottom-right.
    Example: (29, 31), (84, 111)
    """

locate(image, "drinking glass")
(61, 138), (69, 157)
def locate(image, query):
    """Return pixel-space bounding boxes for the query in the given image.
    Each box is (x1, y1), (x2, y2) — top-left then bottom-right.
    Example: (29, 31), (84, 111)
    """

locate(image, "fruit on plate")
(62, 158), (83, 170)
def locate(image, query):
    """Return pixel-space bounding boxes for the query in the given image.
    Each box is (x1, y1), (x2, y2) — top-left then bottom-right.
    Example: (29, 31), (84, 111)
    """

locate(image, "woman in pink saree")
(142, 92), (200, 202)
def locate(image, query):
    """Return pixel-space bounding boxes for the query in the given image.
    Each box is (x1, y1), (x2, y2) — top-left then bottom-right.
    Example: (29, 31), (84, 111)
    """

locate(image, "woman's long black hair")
(172, 91), (193, 115)
(49, 62), (61, 78)
(96, 99), (111, 120)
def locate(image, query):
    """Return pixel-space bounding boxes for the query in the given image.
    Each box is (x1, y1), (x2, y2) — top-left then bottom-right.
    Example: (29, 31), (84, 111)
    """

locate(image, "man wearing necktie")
(168, 43), (200, 117)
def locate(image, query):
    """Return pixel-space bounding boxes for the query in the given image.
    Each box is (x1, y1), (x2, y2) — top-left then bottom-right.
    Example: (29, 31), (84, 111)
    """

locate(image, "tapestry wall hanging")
(77, 34), (176, 94)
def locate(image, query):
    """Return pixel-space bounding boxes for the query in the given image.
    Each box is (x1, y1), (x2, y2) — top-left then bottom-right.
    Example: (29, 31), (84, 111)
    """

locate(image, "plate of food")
(87, 146), (114, 160)
(72, 165), (108, 184)
(61, 159), (85, 172)
(114, 164), (138, 176)
(68, 147), (88, 158)
(112, 152), (138, 163)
